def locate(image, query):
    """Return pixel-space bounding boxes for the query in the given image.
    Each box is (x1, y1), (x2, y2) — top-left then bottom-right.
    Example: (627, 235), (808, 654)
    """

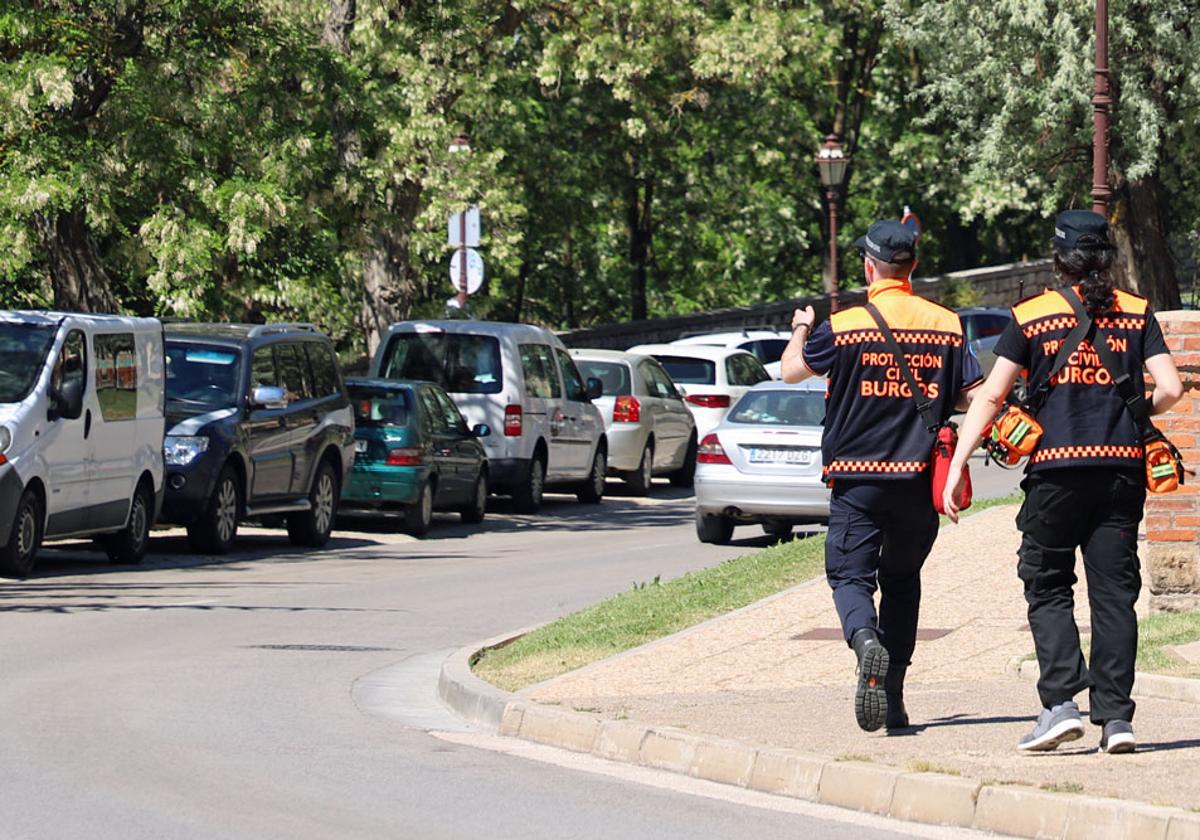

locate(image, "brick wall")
(1145, 311), (1200, 613)
(560, 259), (1054, 349)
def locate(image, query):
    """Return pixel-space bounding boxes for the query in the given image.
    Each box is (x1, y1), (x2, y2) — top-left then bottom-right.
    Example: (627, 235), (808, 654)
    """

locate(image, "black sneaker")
(1100, 720), (1136, 754)
(851, 628), (889, 732)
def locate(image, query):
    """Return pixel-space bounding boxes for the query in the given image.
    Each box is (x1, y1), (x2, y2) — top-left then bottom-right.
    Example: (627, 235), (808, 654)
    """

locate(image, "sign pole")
(457, 212), (469, 307)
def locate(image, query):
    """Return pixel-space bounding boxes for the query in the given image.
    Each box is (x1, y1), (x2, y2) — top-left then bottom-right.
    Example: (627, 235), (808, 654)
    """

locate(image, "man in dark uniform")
(782, 219), (982, 732)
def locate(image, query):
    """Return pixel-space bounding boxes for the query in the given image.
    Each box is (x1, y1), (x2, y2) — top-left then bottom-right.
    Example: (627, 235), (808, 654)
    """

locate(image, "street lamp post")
(1092, 0), (1112, 215)
(816, 134), (850, 313)
(449, 133), (472, 308)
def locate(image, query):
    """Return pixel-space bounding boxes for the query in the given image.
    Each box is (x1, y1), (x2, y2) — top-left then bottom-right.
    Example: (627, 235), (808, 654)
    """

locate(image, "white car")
(671, 329), (791, 379)
(0, 312), (165, 576)
(694, 380), (830, 545)
(570, 349), (697, 494)
(626, 343), (771, 441)
(370, 320), (608, 512)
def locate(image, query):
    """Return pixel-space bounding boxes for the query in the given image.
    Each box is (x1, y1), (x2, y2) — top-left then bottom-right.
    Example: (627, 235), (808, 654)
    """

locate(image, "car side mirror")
(586, 377), (603, 400)
(48, 378), (85, 421)
(251, 385), (287, 411)
(472, 423), (491, 438)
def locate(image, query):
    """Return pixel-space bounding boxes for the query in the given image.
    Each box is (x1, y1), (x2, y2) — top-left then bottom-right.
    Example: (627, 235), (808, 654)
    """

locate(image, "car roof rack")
(246, 323), (319, 337)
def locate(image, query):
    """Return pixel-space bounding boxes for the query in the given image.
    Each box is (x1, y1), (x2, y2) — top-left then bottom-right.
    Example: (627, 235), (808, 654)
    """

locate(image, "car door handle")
(84, 409), (92, 439)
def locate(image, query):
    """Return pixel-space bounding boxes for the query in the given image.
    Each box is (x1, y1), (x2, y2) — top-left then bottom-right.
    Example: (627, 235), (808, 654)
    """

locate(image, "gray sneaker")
(1017, 701), (1085, 752)
(1100, 720), (1136, 754)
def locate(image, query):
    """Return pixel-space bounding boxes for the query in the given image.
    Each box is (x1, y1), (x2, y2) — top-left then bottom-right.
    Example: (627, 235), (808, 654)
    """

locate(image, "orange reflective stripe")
(1030, 445), (1143, 464)
(833, 329), (963, 347)
(823, 460), (929, 475)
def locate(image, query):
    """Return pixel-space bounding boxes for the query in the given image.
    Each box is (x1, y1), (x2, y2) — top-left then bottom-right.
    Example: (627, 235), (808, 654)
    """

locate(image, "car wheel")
(106, 484), (153, 564)
(404, 480), (434, 536)
(187, 466), (241, 554)
(0, 489), (42, 578)
(512, 454), (545, 514)
(763, 521), (793, 540)
(669, 434), (698, 488)
(576, 446), (606, 504)
(695, 511), (734, 545)
(460, 472), (488, 524)
(624, 443), (653, 496)
(287, 460), (339, 548)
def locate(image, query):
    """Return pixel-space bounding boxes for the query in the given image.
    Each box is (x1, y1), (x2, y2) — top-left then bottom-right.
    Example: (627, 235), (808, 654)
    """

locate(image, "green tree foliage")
(2, 0), (1192, 348)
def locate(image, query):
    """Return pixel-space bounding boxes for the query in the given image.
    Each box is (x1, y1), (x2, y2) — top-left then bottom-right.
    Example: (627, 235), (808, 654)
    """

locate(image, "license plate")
(355, 439), (368, 454)
(748, 447), (813, 465)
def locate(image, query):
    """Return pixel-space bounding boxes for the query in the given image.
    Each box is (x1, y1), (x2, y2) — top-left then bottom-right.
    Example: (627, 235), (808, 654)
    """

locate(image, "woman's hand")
(942, 459), (968, 523)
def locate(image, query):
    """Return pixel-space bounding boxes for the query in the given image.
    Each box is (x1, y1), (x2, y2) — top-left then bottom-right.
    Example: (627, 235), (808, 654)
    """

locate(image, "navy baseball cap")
(854, 220), (917, 263)
(1053, 209), (1112, 250)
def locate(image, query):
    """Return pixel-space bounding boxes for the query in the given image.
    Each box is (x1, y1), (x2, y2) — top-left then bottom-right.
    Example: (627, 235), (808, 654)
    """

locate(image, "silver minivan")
(370, 321), (608, 512)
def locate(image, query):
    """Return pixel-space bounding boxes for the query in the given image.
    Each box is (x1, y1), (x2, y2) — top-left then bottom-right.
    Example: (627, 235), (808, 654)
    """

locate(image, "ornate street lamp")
(816, 134), (850, 313)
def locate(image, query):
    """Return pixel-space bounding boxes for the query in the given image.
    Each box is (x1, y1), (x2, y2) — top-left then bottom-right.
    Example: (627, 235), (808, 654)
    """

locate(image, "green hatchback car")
(342, 378), (490, 535)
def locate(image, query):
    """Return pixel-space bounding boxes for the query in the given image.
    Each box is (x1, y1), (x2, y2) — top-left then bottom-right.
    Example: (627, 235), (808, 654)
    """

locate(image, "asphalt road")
(0, 470), (1019, 840)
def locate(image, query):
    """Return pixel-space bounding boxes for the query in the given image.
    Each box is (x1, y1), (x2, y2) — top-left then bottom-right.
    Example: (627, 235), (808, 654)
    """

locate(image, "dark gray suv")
(160, 323), (355, 554)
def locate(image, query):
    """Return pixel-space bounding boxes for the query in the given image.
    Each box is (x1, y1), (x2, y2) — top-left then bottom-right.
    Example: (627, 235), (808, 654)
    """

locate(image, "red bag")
(931, 424), (972, 514)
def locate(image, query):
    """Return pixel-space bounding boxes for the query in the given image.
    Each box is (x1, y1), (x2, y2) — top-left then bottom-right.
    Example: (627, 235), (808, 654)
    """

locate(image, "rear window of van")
(382, 333), (503, 394)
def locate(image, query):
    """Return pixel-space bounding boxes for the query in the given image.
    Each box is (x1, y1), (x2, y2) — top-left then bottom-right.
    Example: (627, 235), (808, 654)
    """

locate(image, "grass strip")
(1136, 610), (1200, 678)
(475, 490), (1025, 692)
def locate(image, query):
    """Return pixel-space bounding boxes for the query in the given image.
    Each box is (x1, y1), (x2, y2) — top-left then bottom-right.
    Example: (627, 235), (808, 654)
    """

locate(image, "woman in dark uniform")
(941, 210), (1184, 754)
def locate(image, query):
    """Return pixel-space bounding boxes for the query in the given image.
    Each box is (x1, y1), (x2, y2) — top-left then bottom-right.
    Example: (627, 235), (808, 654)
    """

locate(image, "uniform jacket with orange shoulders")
(802, 278), (983, 482)
(993, 286), (1169, 474)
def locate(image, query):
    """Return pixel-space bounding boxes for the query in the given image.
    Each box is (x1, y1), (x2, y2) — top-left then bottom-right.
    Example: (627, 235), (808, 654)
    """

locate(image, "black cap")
(1053, 209), (1112, 250)
(854, 220), (917, 263)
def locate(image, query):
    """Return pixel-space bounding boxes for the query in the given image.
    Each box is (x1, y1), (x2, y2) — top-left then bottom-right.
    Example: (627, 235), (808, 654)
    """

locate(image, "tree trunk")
(361, 228), (417, 356)
(1110, 174), (1180, 311)
(321, 0), (356, 55)
(35, 210), (118, 312)
(626, 154), (652, 322)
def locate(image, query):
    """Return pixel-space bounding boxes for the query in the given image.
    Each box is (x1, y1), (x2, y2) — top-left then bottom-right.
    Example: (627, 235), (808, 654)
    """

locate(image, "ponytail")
(1054, 245), (1116, 318)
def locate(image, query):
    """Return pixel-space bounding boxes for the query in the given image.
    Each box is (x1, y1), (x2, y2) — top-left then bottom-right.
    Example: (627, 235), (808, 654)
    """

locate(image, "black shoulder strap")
(864, 303), (940, 432)
(1063, 290), (1155, 435)
(1025, 291), (1095, 414)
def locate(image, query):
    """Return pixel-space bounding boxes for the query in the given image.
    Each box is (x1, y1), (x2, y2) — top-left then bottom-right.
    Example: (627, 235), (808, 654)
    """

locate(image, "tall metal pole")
(1091, 0), (1112, 215)
(827, 188), (840, 314)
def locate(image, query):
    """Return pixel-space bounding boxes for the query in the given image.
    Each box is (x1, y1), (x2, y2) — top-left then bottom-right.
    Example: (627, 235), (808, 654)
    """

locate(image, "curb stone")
(439, 634), (1200, 840)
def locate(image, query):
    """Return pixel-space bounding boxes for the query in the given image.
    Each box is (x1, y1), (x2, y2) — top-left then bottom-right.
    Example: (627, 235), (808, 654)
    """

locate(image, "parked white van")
(0, 312), (165, 577)
(370, 321), (608, 512)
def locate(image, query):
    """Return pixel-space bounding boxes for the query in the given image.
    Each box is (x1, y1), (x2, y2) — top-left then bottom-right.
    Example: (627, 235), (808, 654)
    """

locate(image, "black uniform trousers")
(1017, 468), (1145, 723)
(825, 477), (939, 680)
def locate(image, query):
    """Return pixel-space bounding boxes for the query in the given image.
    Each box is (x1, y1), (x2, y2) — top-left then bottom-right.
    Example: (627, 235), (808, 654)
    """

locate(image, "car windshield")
(348, 385), (412, 427)
(573, 360), (630, 396)
(382, 333), (503, 394)
(729, 389), (825, 427)
(0, 321), (58, 404)
(654, 355), (716, 385)
(742, 339), (789, 364)
(165, 343), (242, 412)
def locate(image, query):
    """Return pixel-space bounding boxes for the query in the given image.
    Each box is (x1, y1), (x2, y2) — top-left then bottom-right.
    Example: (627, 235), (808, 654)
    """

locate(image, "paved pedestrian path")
(527, 505), (1200, 810)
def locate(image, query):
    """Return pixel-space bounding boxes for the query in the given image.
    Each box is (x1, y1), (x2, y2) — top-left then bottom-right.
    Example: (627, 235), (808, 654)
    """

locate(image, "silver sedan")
(695, 380), (830, 544)
(570, 349), (698, 494)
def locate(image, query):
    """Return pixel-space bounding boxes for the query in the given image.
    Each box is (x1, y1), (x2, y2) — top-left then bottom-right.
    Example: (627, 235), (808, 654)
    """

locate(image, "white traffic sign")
(449, 248), (485, 294)
(448, 207), (481, 247)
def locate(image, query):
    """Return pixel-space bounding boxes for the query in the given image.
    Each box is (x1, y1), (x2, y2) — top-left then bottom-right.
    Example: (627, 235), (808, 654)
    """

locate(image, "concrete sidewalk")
(525, 505), (1200, 812)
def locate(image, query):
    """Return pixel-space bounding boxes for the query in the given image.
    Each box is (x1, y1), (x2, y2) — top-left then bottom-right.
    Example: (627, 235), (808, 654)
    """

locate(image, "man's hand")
(792, 305), (816, 331)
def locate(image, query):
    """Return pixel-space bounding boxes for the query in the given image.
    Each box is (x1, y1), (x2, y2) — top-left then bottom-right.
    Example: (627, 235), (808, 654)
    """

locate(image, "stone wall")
(1145, 311), (1200, 613)
(560, 259), (1054, 350)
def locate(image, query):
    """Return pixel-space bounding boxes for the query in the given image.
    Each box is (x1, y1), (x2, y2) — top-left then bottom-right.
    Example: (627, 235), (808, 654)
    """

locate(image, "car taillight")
(504, 404), (523, 436)
(697, 433), (731, 465)
(686, 394), (731, 409)
(613, 395), (641, 423)
(385, 448), (424, 466)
